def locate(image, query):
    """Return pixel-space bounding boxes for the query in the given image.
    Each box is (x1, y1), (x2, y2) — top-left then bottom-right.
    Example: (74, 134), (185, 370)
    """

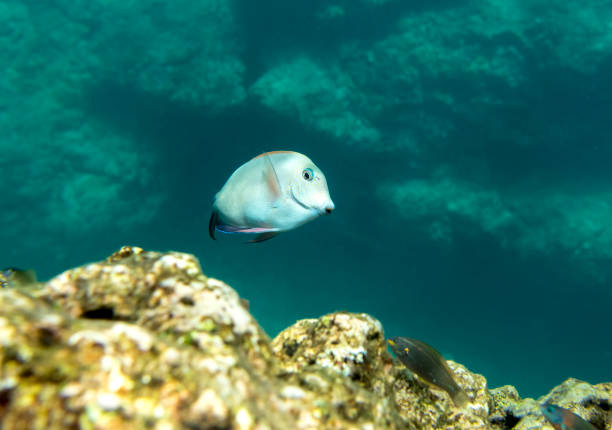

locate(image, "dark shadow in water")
(83, 80), (417, 244)
(233, 0), (466, 84)
(370, 27), (612, 191)
(438, 51), (612, 189)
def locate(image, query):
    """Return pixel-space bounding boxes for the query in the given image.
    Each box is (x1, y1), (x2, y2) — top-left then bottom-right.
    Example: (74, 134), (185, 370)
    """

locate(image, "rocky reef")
(1, 247), (610, 429)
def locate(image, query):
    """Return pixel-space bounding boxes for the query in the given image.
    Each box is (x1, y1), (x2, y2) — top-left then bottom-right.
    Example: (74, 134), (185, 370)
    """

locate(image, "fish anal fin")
(217, 226), (276, 234)
(248, 231), (279, 243)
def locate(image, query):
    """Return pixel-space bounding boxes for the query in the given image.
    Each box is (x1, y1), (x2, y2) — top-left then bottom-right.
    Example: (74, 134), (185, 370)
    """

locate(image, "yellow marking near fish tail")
(387, 339), (396, 347)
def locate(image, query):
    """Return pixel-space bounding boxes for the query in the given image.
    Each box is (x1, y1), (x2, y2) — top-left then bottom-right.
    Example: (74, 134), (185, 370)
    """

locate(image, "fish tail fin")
(209, 210), (218, 240)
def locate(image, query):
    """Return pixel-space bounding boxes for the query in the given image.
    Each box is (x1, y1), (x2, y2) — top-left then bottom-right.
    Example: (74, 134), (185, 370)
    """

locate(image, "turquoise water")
(3, 0), (612, 397)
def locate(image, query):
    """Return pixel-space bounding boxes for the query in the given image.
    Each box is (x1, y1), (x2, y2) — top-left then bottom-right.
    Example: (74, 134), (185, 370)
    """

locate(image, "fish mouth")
(290, 187), (312, 211)
(290, 186), (333, 215)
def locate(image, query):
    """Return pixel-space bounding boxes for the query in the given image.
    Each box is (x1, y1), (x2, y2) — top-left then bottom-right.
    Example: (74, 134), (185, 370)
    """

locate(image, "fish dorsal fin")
(253, 150), (297, 160)
(262, 153), (283, 205)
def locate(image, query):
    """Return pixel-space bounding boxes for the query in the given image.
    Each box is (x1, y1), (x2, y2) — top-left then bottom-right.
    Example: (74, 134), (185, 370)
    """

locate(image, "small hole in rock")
(367, 331), (381, 341)
(82, 307), (115, 320)
(0, 386), (13, 408)
(283, 340), (299, 357)
(597, 399), (611, 411)
(37, 327), (57, 346)
(489, 412), (521, 430)
(583, 397), (611, 411)
(179, 296), (195, 306)
(19, 368), (33, 378)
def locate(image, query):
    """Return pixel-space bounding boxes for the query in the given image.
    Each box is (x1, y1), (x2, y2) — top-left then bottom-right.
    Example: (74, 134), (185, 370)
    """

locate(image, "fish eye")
(302, 168), (314, 181)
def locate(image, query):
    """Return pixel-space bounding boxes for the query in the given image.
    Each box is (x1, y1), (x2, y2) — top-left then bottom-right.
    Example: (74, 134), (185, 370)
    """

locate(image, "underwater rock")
(1, 247), (610, 429)
(489, 386), (547, 430)
(393, 357), (490, 429)
(1, 0), (243, 270)
(489, 380), (612, 430)
(540, 379), (612, 430)
(378, 175), (515, 245)
(2, 247), (291, 429)
(250, 56), (380, 147)
(0, 1), (159, 266)
(40, 246), (271, 364)
(271, 313), (405, 429)
(272, 312), (389, 388)
(45, 0), (246, 109)
(379, 174), (612, 283)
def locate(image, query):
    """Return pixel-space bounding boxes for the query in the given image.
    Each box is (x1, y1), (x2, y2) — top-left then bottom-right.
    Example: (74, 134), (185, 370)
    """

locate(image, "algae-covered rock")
(1, 247), (610, 429)
(489, 386), (546, 430)
(489, 379), (612, 430)
(41, 246), (267, 352)
(540, 378), (612, 430)
(392, 356), (491, 429)
(272, 312), (405, 429)
(1, 247), (291, 429)
(272, 312), (492, 429)
(272, 312), (390, 389)
(250, 57), (380, 147)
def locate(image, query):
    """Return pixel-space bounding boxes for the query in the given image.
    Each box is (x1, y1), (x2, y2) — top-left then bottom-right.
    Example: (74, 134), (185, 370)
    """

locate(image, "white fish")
(209, 151), (334, 242)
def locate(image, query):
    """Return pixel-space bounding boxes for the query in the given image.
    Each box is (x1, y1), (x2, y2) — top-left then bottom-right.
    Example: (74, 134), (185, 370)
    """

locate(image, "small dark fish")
(540, 403), (596, 430)
(0, 268), (38, 288)
(388, 336), (469, 407)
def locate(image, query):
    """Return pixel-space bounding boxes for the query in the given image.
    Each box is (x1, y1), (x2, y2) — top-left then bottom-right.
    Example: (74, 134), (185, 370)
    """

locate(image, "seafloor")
(0, 247), (610, 429)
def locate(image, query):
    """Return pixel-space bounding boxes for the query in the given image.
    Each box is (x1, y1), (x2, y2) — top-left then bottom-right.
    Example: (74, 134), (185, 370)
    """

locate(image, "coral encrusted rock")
(0, 247), (610, 429)
(1, 247), (290, 429)
(489, 379), (612, 430)
(271, 312), (404, 428)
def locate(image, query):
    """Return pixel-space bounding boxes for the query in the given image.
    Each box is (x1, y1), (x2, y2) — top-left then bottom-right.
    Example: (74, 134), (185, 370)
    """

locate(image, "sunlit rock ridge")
(0, 247), (610, 429)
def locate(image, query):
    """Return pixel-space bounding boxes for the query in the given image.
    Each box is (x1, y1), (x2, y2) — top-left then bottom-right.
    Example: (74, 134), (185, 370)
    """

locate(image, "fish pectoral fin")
(248, 231), (280, 243)
(263, 154), (283, 200)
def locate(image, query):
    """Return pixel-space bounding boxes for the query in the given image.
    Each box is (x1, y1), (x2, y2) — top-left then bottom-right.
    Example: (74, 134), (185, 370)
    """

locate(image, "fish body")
(210, 151), (334, 242)
(540, 403), (596, 430)
(388, 336), (469, 407)
(0, 268), (37, 288)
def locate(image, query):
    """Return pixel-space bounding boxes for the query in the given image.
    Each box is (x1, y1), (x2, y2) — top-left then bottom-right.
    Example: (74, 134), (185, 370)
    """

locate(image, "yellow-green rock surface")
(0, 247), (610, 429)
